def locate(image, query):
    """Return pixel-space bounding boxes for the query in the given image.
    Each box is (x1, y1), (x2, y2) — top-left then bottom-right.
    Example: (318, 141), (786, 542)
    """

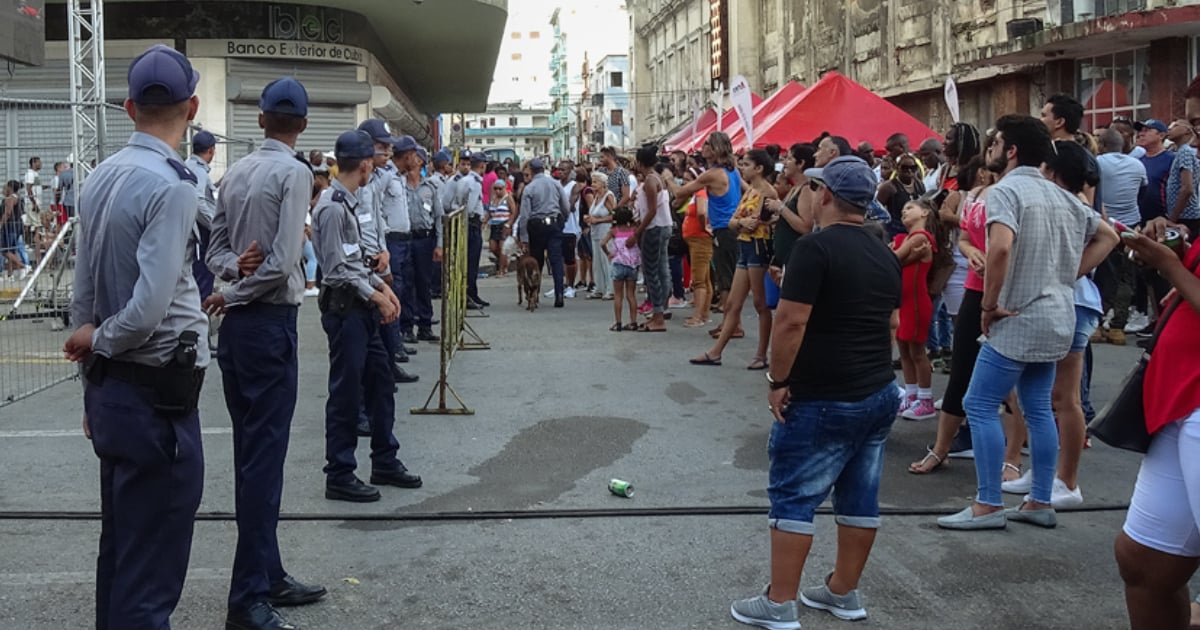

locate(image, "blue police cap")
(433, 149), (453, 164)
(335, 130), (376, 160)
(416, 147), (428, 162)
(260, 77), (308, 117)
(470, 151), (488, 164)
(358, 119), (396, 145)
(192, 130), (216, 153)
(127, 44), (199, 105)
(392, 135), (418, 154)
(529, 157), (545, 170)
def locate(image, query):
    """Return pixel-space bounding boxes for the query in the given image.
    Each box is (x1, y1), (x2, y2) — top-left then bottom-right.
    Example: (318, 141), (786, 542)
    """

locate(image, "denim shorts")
(1072, 305), (1100, 353)
(767, 383), (900, 534)
(612, 262), (638, 281)
(736, 239), (769, 269)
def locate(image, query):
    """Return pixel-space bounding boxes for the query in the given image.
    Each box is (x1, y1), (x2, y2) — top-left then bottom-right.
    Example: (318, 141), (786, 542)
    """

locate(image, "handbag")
(1087, 251), (1200, 453)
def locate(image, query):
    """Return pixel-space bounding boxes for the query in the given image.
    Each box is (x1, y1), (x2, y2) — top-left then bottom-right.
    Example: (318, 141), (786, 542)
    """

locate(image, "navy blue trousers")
(86, 377), (203, 630)
(403, 235), (437, 332)
(191, 225), (214, 301)
(321, 306), (402, 482)
(467, 222), (483, 301)
(217, 304), (298, 610)
(388, 235), (414, 336)
(528, 219), (564, 297)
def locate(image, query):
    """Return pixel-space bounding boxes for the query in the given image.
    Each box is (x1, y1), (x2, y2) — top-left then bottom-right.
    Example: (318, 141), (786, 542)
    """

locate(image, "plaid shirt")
(1167, 144), (1200, 220)
(985, 166), (1101, 363)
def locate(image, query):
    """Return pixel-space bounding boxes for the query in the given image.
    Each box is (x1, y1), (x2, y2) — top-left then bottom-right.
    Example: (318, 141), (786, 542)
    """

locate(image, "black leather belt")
(91, 356), (204, 388)
(387, 232), (412, 241)
(411, 228), (434, 238)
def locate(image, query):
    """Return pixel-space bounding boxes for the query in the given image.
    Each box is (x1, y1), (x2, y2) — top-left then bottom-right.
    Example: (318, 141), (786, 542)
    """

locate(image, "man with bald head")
(1093, 127), (1146, 345)
(917, 137), (944, 191)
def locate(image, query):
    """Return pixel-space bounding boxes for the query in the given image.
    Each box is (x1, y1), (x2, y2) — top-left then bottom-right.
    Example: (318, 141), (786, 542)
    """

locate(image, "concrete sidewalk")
(0, 272), (1180, 629)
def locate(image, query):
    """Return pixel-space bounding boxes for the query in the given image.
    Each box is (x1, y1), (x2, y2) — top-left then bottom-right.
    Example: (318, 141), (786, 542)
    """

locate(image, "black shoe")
(554, 298), (564, 308)
(1136, 337), (1153, 350)
(356, 420), (371, 437)
(268, 576), (327, 607)
(431, 318), (439, 325)
(467, 299), (484, 310)
(417, 328), (440, 342)
(393, 366), (420, 383)
(325, 477), (381, 503)
(370, 468), (423, 488)
(475, 297), (491, 308)
(587, 283), (595, 292)
(402, 344), (418, 356)
(225, 602), (298, 630)
(402, 331), (418, 344)
(394, 351), (409, 364)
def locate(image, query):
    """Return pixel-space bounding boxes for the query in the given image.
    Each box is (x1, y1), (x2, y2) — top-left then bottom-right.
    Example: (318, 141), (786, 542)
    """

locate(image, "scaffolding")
(66, 0), (106, 187)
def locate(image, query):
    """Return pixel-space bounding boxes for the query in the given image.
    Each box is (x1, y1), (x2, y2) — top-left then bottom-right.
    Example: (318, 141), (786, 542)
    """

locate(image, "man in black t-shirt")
(730, 156), (901, 629)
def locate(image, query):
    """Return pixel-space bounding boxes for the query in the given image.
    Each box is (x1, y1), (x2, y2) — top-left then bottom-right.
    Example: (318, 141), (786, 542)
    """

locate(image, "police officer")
(382, 136), (415, 361)
(513, 158), (570, 307)
(65, 43), (207, 630)
(400, 142), (444, 343)
(312, 130), (422, 502)
(455, 151), (490, 308)
(204, 77), (326, 630)
(355, 119), (418, 383)
(186, 130), (217, 301)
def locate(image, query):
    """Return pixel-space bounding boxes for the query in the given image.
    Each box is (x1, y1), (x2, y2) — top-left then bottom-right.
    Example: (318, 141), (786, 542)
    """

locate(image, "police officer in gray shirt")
(514, 158), (570, 306)
(456, 152), (489, 308)
(401, 148), (446, 338)
(312, 130), (421, 503)
(186, 130), (218, 301)
(203, 77), (326, 629)
(65, 43), (207, 630)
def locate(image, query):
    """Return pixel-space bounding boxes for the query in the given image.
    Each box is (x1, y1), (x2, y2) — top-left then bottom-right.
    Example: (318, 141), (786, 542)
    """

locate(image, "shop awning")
(667, 91), (764, 153)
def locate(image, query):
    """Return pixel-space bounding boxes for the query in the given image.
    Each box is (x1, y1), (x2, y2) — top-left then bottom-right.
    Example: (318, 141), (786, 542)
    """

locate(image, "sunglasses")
(899, 164), (919, 172)
(807, 180), (826, 192)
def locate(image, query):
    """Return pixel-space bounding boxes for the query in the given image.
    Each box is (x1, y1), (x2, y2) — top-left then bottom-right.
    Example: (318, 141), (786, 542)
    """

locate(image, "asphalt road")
(0, 273), (1182, 629)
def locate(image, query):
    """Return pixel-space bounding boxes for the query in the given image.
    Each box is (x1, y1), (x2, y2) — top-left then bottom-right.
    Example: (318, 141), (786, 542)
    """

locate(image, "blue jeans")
(768, 384), (900, 535)
(963, 344), (1058, 506)
(926, 296), (953, 352)
(303, 237), (318, 283)
(641, 226), (670, 314)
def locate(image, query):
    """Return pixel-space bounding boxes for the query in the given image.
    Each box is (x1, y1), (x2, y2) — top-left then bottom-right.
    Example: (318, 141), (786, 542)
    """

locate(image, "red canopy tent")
(666, 91), (764, 153)
(738, 72), (940, 152)
(662, 107), (718, 150)
(724, 81), (806, 151)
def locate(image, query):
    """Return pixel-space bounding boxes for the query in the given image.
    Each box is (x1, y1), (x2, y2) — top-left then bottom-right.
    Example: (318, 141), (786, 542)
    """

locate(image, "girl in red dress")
(891, 198), (950, 420)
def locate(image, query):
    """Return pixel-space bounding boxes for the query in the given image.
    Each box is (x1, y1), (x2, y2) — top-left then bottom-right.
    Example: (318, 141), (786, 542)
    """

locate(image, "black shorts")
(561, 234), (577, 266)
(489, 224), (506, 242)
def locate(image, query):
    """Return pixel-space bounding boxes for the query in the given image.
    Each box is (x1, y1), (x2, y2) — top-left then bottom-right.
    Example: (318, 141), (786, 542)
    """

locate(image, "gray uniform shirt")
(985, 166), (1102, 363)
(70, 131), (210, 368)
(380, 163), (411, 235)
(407, 174), (446, 248)
(185, 154), (216, 230)
(517, 172), (570, 243)
(206, 138), (313, 307)
(311, 180), (384, 301)
(456, 171), (487, 221)
(355, 166), (390, 255)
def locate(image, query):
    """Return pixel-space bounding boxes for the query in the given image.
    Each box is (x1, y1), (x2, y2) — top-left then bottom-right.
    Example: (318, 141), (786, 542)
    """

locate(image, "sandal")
(683, 318), (709, 328)
(747, 356), (768, 370)
(624, 323), (640, 331)
(689, 352), (722, 366)
(610, 322), (623, 332)
(1002, 462), (1022, 483)
(908, 447), (946, 474)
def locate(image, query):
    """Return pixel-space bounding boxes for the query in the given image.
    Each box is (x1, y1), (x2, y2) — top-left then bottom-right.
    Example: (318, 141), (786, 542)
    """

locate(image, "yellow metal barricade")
(411, 208), (489, 414)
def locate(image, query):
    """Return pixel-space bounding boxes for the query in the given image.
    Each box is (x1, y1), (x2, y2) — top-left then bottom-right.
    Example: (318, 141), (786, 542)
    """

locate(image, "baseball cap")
(529, 157), (545, 170)
(804, 156), (876, 210)
(470, 152), (488, 164)
(260, 77), (308, 117)
(433, 149), (453, 164)
(416, 147), (428, 163)
(1134, 119), (1168, 133)
(334, 130), (375, 160)
(358, 119), (396, 145)
(392, 135), (418, 154)
(191, 130), (216, 153)
(127, 44), (199, 105)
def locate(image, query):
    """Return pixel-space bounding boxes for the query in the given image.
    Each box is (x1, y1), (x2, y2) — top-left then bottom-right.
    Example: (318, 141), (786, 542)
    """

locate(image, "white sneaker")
(1124, 311), (1150, 333)
(564, 287), (576, 298)
(934, 398), (943, 410)
(544, 289), (555, 298)
(1050, 478), (1083, 509)
(18, 267), (30, 280)
(303, 287), (320, 297)
(1002, 469), (1033, 495)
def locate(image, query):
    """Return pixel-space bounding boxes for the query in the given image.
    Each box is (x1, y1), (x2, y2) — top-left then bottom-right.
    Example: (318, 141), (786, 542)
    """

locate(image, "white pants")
(1123, 407), (1200, 557)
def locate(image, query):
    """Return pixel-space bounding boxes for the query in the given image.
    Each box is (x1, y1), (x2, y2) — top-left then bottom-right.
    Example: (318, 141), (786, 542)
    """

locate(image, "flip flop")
(640, 326), (667, 332)
(689, 353), (722, 366)
(624, 323), (640, 331)
(610, 322), (623, 332)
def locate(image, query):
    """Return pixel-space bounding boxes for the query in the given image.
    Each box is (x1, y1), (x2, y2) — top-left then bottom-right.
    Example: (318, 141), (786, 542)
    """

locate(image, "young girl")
(600, 207), (641, 331)
(487, 180), (513, 277)
(1, 180), (29, 279)
(892, 198), (950, 420)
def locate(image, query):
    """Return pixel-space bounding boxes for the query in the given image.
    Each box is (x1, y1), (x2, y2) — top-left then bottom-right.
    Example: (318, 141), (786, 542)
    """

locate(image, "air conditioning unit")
(1007, 18), (1044, 39)
(591, 93), (604, 106)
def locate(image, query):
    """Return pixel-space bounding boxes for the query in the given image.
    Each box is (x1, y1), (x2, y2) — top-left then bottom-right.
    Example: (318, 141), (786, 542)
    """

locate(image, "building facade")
(585, 55), (631, 153)
(490, 1), (555, 107)
(0, 1), (506, 180)
(457, 102), (554, 160)
(547, 1), (630, 159)
(629, 0), (1200, 143)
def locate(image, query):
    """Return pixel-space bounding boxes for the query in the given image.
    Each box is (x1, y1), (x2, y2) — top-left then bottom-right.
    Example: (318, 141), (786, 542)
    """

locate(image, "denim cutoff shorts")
(612, 262), (638, 282)
(767, 383), (900, 535)
(1072, 305), (1100, 353)
(736, 239), (769, 269)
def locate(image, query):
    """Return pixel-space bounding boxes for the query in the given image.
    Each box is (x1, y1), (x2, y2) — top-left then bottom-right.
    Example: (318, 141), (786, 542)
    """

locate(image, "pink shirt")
(610, 226), (641, 268)
(960, 191), (987, 292)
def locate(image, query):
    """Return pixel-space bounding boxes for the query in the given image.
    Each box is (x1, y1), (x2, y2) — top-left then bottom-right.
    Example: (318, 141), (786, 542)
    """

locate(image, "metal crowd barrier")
(411, 208), (488, 415)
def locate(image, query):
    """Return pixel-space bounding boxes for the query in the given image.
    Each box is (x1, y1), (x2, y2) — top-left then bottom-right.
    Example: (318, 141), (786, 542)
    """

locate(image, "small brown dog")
(516, 255), (540, 312)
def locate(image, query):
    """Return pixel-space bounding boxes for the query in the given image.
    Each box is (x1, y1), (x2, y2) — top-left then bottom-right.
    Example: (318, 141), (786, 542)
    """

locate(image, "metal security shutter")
(228, 102), (355, 163)
(0, 58), (132, 101)
(227, 59), (359, 85)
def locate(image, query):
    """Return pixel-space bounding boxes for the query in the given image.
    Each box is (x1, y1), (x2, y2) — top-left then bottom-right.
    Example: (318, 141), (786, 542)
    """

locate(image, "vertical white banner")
(711, 82), (724, 132)
(944, 76), (961, 124)
(691, 94), (702, 139)
(729, 75), (754, 146)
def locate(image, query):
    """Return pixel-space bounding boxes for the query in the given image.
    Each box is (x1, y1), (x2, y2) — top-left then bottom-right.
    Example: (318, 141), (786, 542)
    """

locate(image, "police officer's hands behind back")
(237, 240), (265, 277)
(371, 285), (401, 324)
(63, 323), (96, 363)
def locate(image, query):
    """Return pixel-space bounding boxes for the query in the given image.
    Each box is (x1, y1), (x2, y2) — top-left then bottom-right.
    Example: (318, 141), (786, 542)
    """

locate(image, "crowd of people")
(1, 156), (77, 281)
(48, 37), (1200, 630)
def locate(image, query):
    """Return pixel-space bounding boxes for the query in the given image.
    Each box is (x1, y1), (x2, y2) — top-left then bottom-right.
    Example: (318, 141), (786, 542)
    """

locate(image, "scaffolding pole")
(67, 0), (106, 187)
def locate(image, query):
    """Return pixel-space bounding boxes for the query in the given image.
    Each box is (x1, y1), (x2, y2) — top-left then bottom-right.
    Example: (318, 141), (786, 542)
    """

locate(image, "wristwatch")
(765, 372), (789, 390)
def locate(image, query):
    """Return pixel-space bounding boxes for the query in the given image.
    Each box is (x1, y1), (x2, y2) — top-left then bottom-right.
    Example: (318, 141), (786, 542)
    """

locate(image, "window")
(610, 71), (623, 88)
(489, 117), (497, 127)
(530, 31), (540, 39)
(486, 138), (496, 145)
(1077, 49), (1150, 132)
(509, 117), (519, 126)
(610, 109), (624, 126)
(481, 120), (488, 129)
(465, 121), (472, 129)
(511, 53), (523, 61)
(511, 32), (522, 39)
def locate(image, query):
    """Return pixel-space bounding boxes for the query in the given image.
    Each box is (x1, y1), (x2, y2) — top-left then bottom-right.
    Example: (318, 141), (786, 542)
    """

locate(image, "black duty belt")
(411, 228), (434, 239)
(387, 232), (412, 241)
(90, 356), (205, 389)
